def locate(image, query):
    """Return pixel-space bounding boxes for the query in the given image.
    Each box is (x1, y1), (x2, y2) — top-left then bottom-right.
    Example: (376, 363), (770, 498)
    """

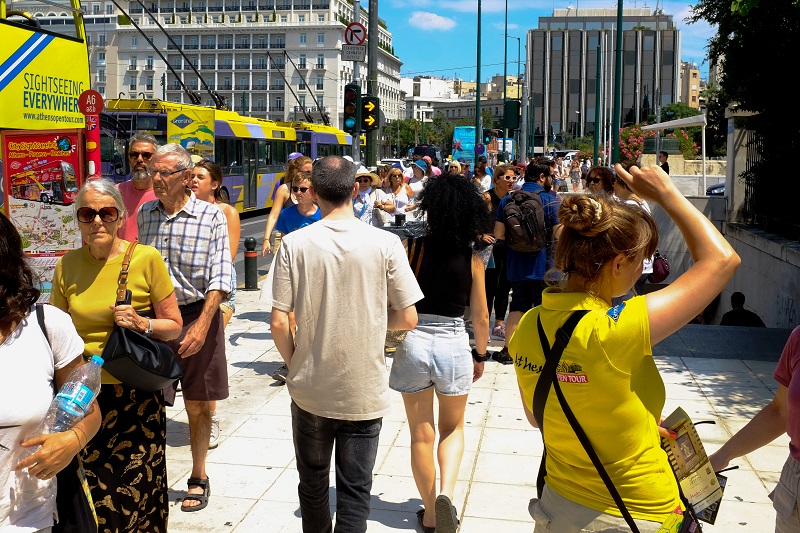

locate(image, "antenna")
(283, 51), (330, 125)
(132, 0), (226, 109)
(107, 0), (202, 105)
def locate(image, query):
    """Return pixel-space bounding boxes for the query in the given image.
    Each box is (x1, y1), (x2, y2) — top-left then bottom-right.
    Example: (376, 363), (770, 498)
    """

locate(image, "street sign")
(475, 143), (485, 155)
(78, 90), (104, 116)
(361, 95), (380, 132)
(345, 22), (367, 45)
(342, 44), (366, 62)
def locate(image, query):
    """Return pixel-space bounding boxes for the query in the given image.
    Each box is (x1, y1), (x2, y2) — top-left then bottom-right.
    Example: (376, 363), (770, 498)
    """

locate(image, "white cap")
(343, 155), (354, 162)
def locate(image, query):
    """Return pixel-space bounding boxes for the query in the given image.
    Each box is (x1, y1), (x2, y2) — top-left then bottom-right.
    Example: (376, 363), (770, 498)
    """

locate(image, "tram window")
(215, 138), (242, 174)
(257, 140), (270, 167)
(135, 116), (161, 130)
(274, 140), (287, 164)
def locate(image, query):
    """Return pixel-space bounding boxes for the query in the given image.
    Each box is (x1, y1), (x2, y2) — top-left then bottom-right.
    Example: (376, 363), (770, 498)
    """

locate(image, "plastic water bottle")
(39, 355), (104, 434)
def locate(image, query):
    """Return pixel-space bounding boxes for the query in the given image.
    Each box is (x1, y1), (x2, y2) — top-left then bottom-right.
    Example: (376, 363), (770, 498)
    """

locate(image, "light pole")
(502, 0), (508, 162)
(507, 35), (520, 160)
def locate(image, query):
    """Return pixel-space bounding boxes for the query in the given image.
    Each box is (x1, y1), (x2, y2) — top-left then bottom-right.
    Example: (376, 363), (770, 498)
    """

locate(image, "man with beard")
(117, 132), (159, 241)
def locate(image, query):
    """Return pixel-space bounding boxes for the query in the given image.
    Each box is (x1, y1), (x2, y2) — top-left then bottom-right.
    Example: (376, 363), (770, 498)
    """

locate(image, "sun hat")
(288, 152), (304, 161)
(355, 165), (381, 187)
(413, 159), (428, 173)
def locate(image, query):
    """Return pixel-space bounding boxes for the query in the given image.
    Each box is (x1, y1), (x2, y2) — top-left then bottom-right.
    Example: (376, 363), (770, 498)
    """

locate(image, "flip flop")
(416, 508), (435, 533)
(181, 477), (210, 512)
(435, 495), (459, 533)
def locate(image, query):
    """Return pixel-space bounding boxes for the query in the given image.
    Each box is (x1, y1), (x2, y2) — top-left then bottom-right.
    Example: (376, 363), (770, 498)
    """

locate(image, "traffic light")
(483, 129), (491, 144)
(343, 83), (361, 134)
(361, 95), (380, 132)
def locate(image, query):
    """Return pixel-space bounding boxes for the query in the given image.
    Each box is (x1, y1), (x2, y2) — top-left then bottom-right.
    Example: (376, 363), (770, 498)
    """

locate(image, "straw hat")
(355, 165), (381, 187)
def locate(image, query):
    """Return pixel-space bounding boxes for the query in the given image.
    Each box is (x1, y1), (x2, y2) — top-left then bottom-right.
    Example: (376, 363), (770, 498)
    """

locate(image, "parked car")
(380, 158), (413, 172)
(707, 182), (725, 196)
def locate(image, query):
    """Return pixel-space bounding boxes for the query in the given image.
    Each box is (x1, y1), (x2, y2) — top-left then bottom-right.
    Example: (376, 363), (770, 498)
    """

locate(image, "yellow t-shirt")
(512, 288), (681, 522)
(50, 242), (175, 384)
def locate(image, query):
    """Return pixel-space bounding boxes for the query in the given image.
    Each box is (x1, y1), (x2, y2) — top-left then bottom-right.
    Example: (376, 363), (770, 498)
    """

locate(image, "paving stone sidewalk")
(164, 285), (786, 532)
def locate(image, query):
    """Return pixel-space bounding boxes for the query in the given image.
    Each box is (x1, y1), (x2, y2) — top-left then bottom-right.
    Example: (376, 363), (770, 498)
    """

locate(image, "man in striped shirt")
(138, 143), (232, 512)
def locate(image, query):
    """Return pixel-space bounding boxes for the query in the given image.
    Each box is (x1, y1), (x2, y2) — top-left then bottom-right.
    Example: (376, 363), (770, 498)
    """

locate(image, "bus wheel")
(220, 187), (231, 204)
(41, 195), (51, 204)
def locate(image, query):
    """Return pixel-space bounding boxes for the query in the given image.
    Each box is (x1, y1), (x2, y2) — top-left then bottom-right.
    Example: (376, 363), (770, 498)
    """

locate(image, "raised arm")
(614, 164), (740, 344)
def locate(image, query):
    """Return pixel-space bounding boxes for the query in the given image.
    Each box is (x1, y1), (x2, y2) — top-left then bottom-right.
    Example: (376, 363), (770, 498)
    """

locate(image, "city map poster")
(167, 108), (215, 160)
(1, 128), (86, 298)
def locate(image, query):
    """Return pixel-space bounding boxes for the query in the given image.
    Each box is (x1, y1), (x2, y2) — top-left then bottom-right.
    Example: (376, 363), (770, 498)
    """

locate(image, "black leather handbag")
(101, 240), (183, 392)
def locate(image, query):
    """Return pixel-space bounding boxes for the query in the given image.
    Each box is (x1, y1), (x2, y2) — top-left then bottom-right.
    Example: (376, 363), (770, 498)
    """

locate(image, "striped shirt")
(138, 192), (232, 306)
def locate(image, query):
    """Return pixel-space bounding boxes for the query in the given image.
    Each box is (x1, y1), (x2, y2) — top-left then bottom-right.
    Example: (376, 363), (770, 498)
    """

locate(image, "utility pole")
(612, 1), (623, 163)
(475, 0), (482, 154)
(502, 0), (508, 162)
(350, 0), (362, 163)
(366, 0), (378, 167)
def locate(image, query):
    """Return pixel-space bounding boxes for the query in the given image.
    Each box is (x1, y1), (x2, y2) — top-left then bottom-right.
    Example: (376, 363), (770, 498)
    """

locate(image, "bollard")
(243, 237), (259, 291)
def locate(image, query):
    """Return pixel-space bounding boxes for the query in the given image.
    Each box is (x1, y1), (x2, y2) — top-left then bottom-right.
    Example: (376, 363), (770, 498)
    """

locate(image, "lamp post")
(502, 0), (508, 162)
(507, 35), (520, 160)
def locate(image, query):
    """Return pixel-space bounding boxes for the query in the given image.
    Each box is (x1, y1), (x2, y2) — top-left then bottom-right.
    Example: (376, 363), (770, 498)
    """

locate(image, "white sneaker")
(208, 413), (221, 449)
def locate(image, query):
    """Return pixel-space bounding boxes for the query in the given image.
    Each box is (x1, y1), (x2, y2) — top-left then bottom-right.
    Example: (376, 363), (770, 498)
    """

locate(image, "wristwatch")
(472, 347), (489, 363)
(143, 317), (154, 337)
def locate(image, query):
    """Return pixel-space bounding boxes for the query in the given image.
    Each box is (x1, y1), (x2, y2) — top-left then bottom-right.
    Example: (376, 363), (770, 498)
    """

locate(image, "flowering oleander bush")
(618, 123), (656, 167)
(666, 128), (701, 160)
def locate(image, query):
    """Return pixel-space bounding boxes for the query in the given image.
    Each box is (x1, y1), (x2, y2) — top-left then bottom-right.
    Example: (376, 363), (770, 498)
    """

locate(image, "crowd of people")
(1, 138), (796, 533)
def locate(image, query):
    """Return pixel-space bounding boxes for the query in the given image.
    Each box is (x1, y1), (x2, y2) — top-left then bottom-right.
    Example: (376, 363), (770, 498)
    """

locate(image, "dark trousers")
(484, 240), (511, 322)
(291, 401), (382, 533)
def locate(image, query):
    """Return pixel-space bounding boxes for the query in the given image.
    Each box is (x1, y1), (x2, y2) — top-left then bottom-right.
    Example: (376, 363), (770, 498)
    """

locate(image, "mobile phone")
(116, 289), (132, 306)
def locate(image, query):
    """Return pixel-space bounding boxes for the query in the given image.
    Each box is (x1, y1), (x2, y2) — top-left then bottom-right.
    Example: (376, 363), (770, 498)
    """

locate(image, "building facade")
(679, 61), (701, 109)
(527, 7), (680, 151)
(20, 0), (402, 126)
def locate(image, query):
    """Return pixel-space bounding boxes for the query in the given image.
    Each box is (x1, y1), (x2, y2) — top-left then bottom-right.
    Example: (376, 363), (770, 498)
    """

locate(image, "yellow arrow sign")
(363, 100), (376, 113)
(364, 115), (376, 126)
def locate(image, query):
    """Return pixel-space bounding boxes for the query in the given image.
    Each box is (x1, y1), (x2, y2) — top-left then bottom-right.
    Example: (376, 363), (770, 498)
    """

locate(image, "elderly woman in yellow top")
(513, 164), (740, 532)
(50, 178), (182, 533)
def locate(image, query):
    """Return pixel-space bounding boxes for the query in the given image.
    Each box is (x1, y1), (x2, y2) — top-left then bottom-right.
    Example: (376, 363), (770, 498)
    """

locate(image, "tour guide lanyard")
(354, 192), (369, 218)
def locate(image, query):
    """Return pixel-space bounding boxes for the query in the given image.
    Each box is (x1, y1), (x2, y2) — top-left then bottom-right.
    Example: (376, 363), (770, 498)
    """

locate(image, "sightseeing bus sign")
(1, 129), (85, 254)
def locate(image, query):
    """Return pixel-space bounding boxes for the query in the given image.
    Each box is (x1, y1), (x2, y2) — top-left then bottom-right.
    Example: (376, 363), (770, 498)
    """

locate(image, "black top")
(720, 309), (766, 327)
(660, 162), (670, 175)
(409, 237), (473, 317)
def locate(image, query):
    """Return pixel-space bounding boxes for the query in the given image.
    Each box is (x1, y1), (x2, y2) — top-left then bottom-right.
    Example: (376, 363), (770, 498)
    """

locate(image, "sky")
(374, 0), (715, 82)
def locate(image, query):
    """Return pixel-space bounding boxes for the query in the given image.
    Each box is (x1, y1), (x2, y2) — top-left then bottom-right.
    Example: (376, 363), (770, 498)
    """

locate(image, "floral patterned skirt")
(81, 384), (168, 533)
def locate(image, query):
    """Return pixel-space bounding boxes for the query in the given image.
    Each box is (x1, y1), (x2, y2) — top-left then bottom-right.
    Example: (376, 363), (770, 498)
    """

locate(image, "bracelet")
(73, 426), (88, 446)
(69, 428), (84, 449)
(472, 347), (489, 363)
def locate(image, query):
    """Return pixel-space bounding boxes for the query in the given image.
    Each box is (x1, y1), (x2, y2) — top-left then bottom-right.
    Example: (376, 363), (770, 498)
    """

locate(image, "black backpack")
(503, 190), (547, 253)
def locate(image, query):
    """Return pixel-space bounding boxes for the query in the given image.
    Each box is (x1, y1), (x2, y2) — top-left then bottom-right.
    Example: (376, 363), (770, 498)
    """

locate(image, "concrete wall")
(639, 154), (727, 195)
(650, 198), (800, 328)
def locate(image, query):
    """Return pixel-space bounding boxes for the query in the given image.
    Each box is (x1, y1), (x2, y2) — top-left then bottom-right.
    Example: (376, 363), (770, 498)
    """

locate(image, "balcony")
(129, 7), (143, 13)
(294, 3), (310, 8)
(236, 63), (250, 69)
(218, 83), (232, 90)
(252, 84), (268, 90)
(184, 44), (199, 49)
(218, 64), (233, 69)
(252, 105), (267, 111)
(269, 43), (285, 49)
(167, 44), (180, 50)
(175, 6), (190, 11)
(312, 2), (328, 7)
(201, 44), (216, 49)
(235, 43), (250, 49)
(253, 63), (269, 70)
(234, 83), (250, 90)
(314, 63), (324, 70)
(218, 43), (233, 49)
(143, 64), (155, 71)
(253, 43), (269, 49)
(258, 4), (269, 9)
(269, 84), (284, 90)
(201, 63), (215, 69)
(168, 83), (182, 90)
(208, 6), (222, 10)
(275, 4), (291, 9)
(242, 4), (257, 10)
(127, 64), (138, 70)
(272, 63), (285, 70)
(269, 105), (284, 111)
(297, 63), (307, 70)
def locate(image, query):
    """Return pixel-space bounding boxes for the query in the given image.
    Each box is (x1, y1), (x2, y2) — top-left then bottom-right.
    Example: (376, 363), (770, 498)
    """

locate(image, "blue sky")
(375, 0), (714, 82)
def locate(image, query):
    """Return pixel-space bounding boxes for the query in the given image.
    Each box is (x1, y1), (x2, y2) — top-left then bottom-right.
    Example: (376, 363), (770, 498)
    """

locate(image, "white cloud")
(409, 11), (457, 31)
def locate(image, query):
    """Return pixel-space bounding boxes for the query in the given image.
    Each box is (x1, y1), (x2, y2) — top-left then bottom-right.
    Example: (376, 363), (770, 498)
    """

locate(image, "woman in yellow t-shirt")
(513, 164), (740, 532)
(51, 178), (182, 533)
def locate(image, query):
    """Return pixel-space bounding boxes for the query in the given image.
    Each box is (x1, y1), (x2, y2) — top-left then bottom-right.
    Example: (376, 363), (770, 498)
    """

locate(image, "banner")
(1, 129), (86, 299)
(167, 108), (215, 160)
(0, 25), (90, 130)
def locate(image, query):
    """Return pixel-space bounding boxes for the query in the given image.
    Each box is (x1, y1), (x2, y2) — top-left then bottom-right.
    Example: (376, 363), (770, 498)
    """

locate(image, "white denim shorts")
(388, 314), (473, 396)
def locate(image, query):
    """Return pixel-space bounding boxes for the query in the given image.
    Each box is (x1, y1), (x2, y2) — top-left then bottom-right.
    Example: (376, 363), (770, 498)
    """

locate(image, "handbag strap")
(115, 240), (139, 304)
(407, 237), (425, 278)
(532, 310), (588, 498)
(534, 311), (640, 533)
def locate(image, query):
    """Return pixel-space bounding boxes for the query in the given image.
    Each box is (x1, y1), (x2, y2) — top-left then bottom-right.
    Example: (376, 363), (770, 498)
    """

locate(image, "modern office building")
(526, 7), (680, 152)
(17, 1), (403, 126)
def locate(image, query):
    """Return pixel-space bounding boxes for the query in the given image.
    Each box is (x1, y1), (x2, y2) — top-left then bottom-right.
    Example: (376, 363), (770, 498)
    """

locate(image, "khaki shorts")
(164, 302), (229, 403)
(772, 455), (800, 533)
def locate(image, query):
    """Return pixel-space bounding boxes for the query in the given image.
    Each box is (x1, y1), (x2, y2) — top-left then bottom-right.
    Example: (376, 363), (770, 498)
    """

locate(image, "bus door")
(243, 139), (258, 210)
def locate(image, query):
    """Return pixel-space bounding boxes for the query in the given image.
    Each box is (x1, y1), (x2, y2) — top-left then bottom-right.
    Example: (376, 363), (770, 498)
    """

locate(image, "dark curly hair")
(417, 173), (492, 251)
(0, 216), (40, 335)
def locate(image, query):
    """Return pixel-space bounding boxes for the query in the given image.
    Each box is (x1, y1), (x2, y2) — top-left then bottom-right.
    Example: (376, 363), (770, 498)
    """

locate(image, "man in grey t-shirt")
(270, 155), (423, 532)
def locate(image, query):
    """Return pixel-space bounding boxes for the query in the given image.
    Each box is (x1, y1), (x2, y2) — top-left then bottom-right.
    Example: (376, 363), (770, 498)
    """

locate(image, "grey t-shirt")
(272, 218), (423, 420)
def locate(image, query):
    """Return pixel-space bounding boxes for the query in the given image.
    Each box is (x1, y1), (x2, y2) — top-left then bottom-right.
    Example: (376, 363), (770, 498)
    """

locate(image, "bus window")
(215, 138), (242, 174)
(274, 140), (287, 164)
(258, 140), (271, 166)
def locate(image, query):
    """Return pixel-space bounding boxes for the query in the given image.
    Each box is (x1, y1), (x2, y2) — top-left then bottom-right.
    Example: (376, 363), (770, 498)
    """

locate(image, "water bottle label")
(56, 384), (95, 416)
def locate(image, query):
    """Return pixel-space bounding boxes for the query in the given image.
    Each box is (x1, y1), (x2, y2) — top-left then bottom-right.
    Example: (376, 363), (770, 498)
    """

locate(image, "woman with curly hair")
(512, 164), (739, 532)
(0, 216), (101, 531)
(388, 173), (491, 533)
(584, 164), (615, 197)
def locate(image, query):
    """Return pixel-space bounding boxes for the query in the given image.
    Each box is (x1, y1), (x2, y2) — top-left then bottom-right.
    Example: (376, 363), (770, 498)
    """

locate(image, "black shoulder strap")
(532, 310), (588, 498)
(35, 304), (50, 348)
(534, 309), (640, 533)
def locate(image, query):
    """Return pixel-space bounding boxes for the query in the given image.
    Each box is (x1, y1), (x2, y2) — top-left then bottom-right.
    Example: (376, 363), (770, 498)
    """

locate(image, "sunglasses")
(586, 177), (602, 184)
(76, 206), (120, 223)
(129, 151), (153, 160)
(356, 178), (372, 183)
(503, 174), (516, 180)
(292, 186), (311, 193)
